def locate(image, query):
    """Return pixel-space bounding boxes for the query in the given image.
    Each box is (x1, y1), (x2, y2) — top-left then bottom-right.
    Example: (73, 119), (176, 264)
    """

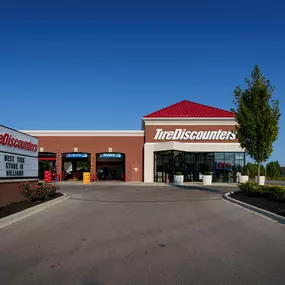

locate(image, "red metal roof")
(143, 100), (234, 118)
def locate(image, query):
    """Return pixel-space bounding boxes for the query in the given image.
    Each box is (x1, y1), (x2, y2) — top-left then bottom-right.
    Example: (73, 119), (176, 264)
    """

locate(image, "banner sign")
(66, 153), (88, 158)
(100, 153), (122, 158)
(154, 128), (236, 141)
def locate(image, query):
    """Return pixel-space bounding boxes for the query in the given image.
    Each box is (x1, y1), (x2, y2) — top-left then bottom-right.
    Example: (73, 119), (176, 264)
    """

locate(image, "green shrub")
(261, 185), (285, 199)
(266, 176), (285, 181)
(239, 182), (258, 193)
(238, 182), (285, 199)
(175, 171), (183, 175)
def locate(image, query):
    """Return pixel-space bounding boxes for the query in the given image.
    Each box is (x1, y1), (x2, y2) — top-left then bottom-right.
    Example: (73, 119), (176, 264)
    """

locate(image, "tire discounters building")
(22, 100), (245, 183)
(0, 125), (38, 205)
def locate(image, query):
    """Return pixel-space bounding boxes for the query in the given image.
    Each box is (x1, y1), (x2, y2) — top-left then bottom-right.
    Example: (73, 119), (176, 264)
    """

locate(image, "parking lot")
(1, 184), (285, 285)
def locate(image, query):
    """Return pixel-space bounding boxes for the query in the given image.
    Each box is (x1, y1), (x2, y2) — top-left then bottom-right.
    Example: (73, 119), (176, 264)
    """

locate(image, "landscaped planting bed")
(230, 182), (285, 217)
(0, 182), (62, 219)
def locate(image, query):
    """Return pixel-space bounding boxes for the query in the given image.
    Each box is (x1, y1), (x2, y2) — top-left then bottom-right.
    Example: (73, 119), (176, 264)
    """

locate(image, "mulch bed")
(230, 192), (285, 217)
(0, 193), (63, 219)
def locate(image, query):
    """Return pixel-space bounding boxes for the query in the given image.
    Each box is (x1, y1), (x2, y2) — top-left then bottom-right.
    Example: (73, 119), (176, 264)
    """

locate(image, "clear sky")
(0, 0), (284, 164)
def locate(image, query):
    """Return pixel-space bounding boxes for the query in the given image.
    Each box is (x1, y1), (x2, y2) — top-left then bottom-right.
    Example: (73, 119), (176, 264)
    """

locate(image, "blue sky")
(0, 0), (284, 164)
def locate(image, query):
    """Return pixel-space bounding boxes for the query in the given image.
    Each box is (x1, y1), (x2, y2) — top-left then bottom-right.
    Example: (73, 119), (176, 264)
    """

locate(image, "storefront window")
(173, 151), (184, 175)
(184, 153), (198, 181)
(235, 153), (244, 160)
(235, 153), (245, 169)
(199, 153), (214, 174)
(225, 153), (234, 170)
(214, 153), (224, 181)
(215, 153), (225, 169)
(154, 151), (245, 183)
(214, 152), (246, 182)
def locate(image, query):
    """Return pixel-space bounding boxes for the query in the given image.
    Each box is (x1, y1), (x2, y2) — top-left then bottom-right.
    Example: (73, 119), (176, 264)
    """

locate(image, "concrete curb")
(223, 191), (285, 225)
(0, 193), (70, 229)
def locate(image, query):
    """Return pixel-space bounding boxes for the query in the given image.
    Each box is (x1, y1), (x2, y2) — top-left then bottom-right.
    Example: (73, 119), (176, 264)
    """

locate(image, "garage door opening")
(96, 153), (125, 181)
(62, 153), (90, 181)
(38, 152), (56, 180)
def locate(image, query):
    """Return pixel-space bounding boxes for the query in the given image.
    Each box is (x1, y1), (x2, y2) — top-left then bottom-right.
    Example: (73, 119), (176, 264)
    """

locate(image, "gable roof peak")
(143, 100), (234, 118)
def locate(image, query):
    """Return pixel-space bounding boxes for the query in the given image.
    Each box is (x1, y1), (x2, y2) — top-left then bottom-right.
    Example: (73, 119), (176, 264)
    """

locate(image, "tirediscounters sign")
(154, 129), (236, 141)
(0, 126), (38, 178)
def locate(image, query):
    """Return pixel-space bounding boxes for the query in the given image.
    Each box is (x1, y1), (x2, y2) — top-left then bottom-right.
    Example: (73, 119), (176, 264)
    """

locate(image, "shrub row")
(266, 176), (285, 181)
(18, 182), (59, 202)
(239, 182), (285, 199)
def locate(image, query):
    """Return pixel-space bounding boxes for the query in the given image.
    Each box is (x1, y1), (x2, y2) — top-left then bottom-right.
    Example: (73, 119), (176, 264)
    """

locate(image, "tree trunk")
(265, 167), (267, 180)
(257, 162), (261, 186)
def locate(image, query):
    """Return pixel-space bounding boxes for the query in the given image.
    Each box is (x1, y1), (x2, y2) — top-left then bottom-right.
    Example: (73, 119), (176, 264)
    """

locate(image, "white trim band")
(20, 130), (145, 137)
(142, 118), (236, 126)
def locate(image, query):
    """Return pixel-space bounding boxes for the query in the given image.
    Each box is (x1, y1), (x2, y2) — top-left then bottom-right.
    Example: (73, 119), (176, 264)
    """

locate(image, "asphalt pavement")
(266, 180), (285, 186)
(0, 184), (284, 285)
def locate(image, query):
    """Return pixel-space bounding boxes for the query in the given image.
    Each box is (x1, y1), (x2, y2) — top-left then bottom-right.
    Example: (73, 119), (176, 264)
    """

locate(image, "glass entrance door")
(184, 153), (199, 181)
(154, 151), (173, 182)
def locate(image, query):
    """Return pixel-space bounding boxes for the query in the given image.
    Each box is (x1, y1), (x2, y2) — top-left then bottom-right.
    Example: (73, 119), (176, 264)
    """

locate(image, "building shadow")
(170, 184), (228, 195)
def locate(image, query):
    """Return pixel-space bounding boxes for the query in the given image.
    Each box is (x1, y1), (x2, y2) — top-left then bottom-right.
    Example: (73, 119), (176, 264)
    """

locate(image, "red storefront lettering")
(0, 132), (37, 153)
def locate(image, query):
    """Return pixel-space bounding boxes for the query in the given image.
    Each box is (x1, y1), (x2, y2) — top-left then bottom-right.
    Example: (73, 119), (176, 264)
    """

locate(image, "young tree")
(232, 65), (280, 185)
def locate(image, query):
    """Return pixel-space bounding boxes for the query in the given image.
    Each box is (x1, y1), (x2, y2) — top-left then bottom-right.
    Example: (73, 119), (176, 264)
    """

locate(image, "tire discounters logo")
(154, 129), (236, 141)
(0, 132), (38, 152)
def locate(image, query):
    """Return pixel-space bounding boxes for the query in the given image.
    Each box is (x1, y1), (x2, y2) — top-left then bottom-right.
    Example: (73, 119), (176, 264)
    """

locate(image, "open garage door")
(62, 153), (91, 181)
(96, 153), (125, 181)
(38, 152), (56, 180)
